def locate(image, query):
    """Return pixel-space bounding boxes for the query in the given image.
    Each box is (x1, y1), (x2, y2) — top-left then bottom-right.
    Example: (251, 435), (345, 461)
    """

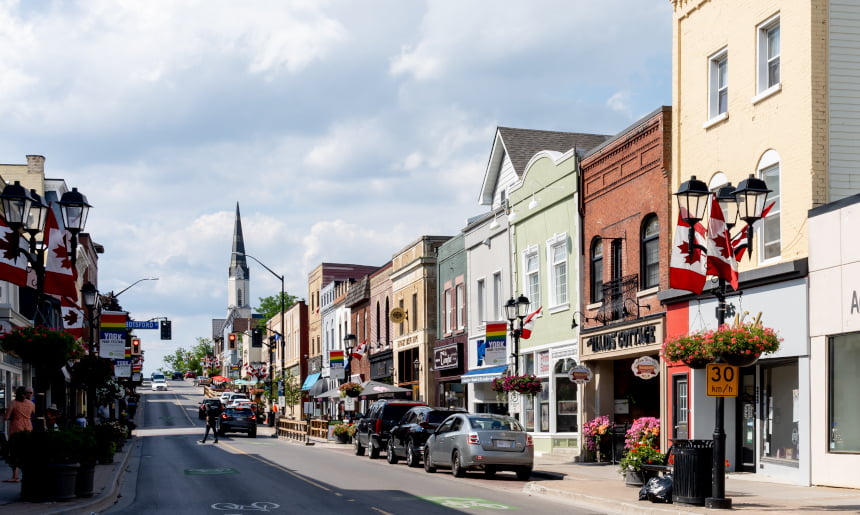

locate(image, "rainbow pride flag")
(329, 350), (345, 367)
(485, 322), (507, 344)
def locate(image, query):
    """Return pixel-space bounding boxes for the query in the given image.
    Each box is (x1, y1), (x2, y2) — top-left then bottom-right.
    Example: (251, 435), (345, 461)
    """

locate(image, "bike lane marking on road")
(422, 496), (518, 510)
(185, 468), (239, 475)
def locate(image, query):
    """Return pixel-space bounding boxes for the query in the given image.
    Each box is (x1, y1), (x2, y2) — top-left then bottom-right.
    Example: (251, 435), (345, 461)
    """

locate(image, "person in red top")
(3, 386), (35, 482)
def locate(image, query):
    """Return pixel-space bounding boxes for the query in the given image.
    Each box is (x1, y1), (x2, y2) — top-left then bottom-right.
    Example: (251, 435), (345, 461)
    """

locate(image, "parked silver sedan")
(423, 413), (533, 480)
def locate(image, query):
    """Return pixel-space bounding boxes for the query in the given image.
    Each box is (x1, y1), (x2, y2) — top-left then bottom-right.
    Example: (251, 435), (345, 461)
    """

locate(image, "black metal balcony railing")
(594, 274), (641, 325)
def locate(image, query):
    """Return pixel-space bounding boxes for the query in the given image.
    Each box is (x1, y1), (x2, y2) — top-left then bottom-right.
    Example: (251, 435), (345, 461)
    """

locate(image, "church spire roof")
(229, 203), (249, 279)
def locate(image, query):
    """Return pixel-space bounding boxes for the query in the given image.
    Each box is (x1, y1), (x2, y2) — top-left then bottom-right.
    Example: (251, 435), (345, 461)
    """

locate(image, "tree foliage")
(255, 292), (301, 324)
(278, 371), (304, 416)
(162, 337), (215, 374)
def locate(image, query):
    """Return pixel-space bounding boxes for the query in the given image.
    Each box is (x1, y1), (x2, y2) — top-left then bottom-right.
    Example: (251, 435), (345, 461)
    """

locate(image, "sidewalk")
(3, 416), (859, 514)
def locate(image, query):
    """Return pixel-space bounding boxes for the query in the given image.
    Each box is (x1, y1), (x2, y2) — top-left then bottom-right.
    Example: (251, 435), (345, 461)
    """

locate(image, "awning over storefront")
(301, 373), (321, 391)
(460, 365), (508, 384)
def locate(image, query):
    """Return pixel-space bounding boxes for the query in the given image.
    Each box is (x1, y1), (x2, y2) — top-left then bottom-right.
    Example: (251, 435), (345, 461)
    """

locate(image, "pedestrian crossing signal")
(160, 320), (172, 340)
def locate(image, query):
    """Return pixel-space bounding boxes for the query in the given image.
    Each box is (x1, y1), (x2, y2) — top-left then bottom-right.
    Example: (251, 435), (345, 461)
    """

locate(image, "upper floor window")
(591, 238), (604, 303)
(476, 278), (486, 325)
(412, 293), (419, 331)
(524, 247), (541, 312)
(547, 235), (568, 307)
(759, 156), (781, 261)
(444, 289), (453, 334)
(709, 48), (729, 119)
(492, 272), (502, 320)
(456, 283), (465, 330)
(757, 15), (780, 93)
(641, 215), (660, 289)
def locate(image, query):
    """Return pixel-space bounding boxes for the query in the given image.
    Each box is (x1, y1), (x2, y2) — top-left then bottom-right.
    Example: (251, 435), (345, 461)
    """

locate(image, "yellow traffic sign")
(707, 363), (739, 397)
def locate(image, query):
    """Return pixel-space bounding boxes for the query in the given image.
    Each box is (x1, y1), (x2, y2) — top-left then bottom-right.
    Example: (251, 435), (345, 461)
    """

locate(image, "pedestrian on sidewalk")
(200, 400), (222, 443)
(3, 387), (35, 482)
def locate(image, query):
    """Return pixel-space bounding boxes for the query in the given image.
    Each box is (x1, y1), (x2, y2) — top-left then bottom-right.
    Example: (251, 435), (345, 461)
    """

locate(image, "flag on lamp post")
(669, 208), (707, 294)
(705, 196), (739, 290)
(520, 307), (542, 339)
(43, 209), (78, 299)
(0, 217), (28, 287)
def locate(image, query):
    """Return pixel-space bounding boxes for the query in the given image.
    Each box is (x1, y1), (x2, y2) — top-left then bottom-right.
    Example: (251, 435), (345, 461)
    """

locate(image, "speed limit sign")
(707, 363), (739, 397)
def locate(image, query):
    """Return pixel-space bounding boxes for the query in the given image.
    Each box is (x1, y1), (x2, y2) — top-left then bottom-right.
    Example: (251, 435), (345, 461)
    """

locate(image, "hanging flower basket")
(492, 374), (543, 395)
(709, 323), (781, 367)
(339, 382), (362, 398)
(0, 326), (84, 370)
(661, 331), (714, 368)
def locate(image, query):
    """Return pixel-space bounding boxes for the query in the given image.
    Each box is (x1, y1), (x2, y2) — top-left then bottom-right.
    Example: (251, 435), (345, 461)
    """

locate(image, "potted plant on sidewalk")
(619, 443), (665, 487)
(332, 423), (355, 443)
(582, 415), (614, 462)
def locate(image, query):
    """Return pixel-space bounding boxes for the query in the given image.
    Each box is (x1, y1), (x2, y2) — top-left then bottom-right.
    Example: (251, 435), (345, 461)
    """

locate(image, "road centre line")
(219, 442), (332, 492)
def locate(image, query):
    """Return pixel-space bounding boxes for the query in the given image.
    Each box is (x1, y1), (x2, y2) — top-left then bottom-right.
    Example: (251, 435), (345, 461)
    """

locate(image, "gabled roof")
(479, 127), (610, 205)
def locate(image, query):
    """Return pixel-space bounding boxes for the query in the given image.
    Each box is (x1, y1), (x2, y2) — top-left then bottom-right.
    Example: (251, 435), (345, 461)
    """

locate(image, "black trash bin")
(672, 439), (713, 506)
(267, 411), (276, 427)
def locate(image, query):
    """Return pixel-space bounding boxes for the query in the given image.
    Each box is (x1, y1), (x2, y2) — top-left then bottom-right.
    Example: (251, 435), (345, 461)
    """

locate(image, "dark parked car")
(387, 406), (466, 467)
(172, 371), (184, 380)
(353, 399), (426, 459)
(423, 413), (533, 480)
(218, 407), (257, 437)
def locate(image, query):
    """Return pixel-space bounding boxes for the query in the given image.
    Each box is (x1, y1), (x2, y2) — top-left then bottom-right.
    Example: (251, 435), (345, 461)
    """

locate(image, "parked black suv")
(387, 406), (467, 467)
(354, 399), (427, 459)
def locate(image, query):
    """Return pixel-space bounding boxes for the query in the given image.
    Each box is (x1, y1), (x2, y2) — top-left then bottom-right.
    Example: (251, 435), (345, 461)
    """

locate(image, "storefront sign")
(434, 344), (459, 370)
(631, 356), (659, 380)
(568, 364), (593, 384)
(584, 324), (657, 353)
(114, 360), (131, 378)
(482, 322), (508, 366)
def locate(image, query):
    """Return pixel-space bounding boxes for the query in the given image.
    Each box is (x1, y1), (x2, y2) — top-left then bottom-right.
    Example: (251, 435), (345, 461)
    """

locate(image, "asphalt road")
(106, 380), (609, 514)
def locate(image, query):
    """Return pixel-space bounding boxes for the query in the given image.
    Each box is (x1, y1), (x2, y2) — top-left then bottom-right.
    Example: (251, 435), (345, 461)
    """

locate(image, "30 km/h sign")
(707, 363), (739, 397)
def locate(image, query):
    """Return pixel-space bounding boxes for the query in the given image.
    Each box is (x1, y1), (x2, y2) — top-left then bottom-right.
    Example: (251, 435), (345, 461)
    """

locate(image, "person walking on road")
(200, 400), (222, 443)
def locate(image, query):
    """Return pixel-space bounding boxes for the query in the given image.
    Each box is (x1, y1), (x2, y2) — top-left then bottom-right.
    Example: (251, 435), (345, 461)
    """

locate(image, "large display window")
(829, 333), (860, 453)
(760, 359), (799, 462)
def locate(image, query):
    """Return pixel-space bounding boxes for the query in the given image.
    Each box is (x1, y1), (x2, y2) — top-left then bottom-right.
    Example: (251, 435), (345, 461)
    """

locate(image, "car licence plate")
(495, 439), (514, 448)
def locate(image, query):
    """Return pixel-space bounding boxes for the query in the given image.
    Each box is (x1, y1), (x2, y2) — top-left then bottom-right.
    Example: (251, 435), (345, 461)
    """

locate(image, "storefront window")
(440, 382), (466, 409)
(829, 334), (860, 452)
(555, 358), (578, 432)
(760, 359), (799, 461)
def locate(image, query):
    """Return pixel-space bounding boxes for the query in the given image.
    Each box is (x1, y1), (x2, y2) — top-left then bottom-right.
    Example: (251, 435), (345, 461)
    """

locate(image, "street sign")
(707, 363), (739, 397)
(127, 321), (159, 329)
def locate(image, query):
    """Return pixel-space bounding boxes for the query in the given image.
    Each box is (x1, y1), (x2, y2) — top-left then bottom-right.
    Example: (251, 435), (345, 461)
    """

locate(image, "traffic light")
(132, 338), (141, 355)
(160, 320), (172, 340)
(251, 328), (263, 347)
(228, 333), (237, 348)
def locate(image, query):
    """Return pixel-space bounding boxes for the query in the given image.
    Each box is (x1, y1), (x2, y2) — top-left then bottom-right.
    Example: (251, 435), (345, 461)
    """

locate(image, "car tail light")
(221, 413), (228, 420)
(467, 433), (480, 445)
(526, 434), (534, 447)
(375, 419), (383, 434)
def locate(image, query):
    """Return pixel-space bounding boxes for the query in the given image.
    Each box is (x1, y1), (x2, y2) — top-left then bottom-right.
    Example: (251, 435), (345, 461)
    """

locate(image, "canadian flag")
(60, 295), (84, 340)
(731, 201), (775, 261)
(705, 196), (739, 290)
(351, 340), (368, 360)
(520, 307), (542, 339)
(669, 208), (707, 294)
(43, 209), (78, 299)
(0, 217), (29, 287)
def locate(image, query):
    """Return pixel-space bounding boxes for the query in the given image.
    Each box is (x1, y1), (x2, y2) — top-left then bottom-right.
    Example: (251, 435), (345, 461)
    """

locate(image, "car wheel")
(406, 440), (420, 468)
(423, 447), (436, 473)
(386, 440), (399, 464)
(484, 465), (497, 479)
(369, 439), (381, 459)
(354, 436), (365, 456)
(452, 450), (466, 478)
(516, 466), (533, 480)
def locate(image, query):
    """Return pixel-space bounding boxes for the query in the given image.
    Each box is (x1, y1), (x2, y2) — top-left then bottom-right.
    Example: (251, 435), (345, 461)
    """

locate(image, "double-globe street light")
(675, 173), (771, 510)
(504, 294), (530, 376)
(234, 252), (285, 413)
(343, 333), (356, 417)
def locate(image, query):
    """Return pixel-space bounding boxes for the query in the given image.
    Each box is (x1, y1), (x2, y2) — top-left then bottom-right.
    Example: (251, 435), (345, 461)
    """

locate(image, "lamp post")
(81, 281), (100, 426)
(234, 252), (286, 408)
(675, 173), (770, 510)
(56, 187), (92, 269)
(343, 334), (356, 417)
(103, 277), (158, 310)
(504, 295), (530, 376)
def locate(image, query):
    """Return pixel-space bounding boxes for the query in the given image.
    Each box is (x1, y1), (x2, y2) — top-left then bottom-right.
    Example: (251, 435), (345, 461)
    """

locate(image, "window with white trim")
(759, 161), (781, 261)
(641, 215), (660, 289)
(523, 247), (541, 312)
(709, 48), (729, 119)
(444, 289), (453, 334)
(456, 283), (465, 330)
(476, 278), (486, 325)
(492, 272), (502, 320)
(591, 238), (604, 303)
(757, 15), (780, 93)
(546, 234), (568, 307)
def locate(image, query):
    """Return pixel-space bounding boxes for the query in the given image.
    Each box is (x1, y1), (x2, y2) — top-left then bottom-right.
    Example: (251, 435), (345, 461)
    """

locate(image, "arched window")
(641, 215), (659, 289)
(591, 238), (604, 303)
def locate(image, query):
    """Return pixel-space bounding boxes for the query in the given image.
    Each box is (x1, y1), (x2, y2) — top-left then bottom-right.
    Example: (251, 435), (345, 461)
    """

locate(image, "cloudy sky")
(0, 0), (672, 374)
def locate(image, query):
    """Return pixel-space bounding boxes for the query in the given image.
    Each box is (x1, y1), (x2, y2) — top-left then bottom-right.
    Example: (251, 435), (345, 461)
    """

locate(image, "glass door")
(672, 374), (689, 439)
(737, 368), (756, 472)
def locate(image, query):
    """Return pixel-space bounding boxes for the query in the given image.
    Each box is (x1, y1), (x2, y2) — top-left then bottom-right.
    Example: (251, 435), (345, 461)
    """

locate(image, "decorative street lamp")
(674, 174), (771, 510)
(57, 187), (92, 269)
(504, 294), (530, 376)
(81, 281), (100, 426)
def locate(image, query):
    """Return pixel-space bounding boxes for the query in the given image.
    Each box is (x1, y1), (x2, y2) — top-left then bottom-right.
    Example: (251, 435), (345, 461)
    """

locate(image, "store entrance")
(613, 358), (660, 426)
(737, 368), (756, 472)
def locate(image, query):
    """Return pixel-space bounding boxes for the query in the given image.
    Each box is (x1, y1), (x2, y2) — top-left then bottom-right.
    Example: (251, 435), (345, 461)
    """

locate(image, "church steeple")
(228, 203), (251, 314)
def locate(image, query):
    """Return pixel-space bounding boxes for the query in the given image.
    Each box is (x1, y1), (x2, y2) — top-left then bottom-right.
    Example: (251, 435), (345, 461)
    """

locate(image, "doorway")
(736, 368), (756, 472)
